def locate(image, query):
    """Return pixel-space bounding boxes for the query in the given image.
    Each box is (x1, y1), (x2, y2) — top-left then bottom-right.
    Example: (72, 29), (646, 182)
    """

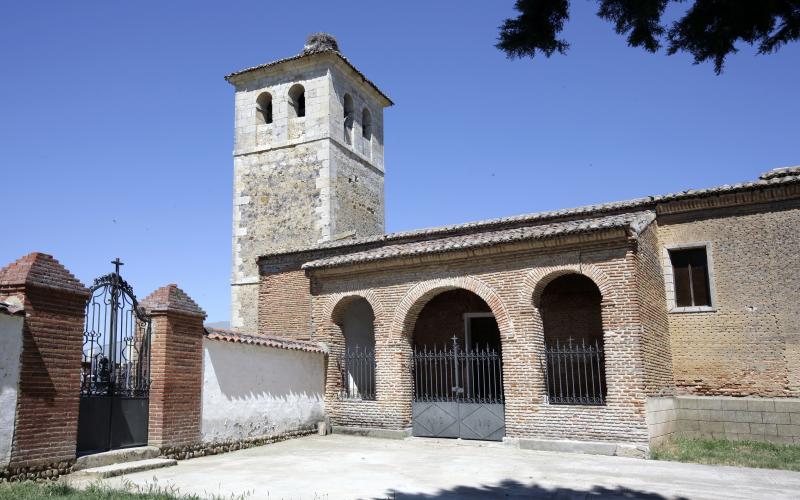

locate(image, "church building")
(225, 34), (800, 451)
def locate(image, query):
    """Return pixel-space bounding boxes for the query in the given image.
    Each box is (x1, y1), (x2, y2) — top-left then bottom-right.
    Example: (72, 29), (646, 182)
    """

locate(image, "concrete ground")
(95, 434), (800, 499)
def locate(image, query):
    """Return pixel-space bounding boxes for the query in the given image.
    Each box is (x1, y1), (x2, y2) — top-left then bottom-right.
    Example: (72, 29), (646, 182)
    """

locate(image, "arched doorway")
(410, 289), (505, 440)
(334, 297), (376, 400)
(539, 274), (607, 405)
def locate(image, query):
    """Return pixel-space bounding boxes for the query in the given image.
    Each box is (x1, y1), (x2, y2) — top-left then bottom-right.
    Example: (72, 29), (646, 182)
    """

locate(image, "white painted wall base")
(0, 312), (24, 467)
(201, 339), (325, 444)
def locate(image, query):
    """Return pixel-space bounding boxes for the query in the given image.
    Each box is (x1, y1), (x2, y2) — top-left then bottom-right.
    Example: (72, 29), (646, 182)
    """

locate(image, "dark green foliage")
(497, 0), (800, 73)
(497, 0), (570, 58)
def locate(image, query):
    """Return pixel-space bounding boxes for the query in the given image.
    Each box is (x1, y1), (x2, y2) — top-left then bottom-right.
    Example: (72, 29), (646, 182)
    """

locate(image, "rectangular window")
(669, 247), (711, 307)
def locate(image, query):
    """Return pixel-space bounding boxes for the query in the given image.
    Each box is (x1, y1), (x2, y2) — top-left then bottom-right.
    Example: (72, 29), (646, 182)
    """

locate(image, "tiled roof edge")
(204, 327), (327, 354)
(225, 50), (393, 106)
(302, 212), (653, 271)
(266, 170), (800, 260)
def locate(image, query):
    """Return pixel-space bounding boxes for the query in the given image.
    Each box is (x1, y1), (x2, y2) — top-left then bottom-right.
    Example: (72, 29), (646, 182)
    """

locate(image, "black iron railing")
(339, 347), (376, 400)
(543, 338), (606, 405)
(412, 338), (504, 404)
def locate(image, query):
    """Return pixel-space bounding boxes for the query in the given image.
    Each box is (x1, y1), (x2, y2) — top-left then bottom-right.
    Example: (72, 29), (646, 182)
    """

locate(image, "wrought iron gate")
(411, 337), (505, 441)
(77, 259), (152, 455)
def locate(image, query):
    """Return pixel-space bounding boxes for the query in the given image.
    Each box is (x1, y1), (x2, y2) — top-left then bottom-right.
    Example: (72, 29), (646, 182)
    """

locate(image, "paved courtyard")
(98, 434), (800, 499)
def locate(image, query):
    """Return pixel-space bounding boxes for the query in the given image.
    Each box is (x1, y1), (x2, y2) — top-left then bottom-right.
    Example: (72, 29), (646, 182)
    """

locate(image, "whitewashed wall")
(0, 312), (24, 467)
(201, 338), (325, 443)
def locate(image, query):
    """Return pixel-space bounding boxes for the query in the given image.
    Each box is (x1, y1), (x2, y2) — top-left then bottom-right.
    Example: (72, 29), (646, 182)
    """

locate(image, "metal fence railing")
(339, 347), (376, 400)
(543, 338), (606, 405)
(412, 338), (504, 404)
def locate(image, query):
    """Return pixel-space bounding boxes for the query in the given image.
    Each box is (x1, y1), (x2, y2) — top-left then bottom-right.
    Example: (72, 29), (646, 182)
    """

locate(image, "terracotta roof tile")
(204, 327), (326, 354)
(225, 49), (392, 106)
(303, 212), (655, 270)
(0, 300), (24, 316)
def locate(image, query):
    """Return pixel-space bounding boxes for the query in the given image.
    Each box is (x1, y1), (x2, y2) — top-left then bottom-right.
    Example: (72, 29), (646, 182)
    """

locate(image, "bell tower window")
(361, 108), (372, 140)
(289, 84), (305, 118)
(256, 92), (273, 124)
(343, 94), (354, 145)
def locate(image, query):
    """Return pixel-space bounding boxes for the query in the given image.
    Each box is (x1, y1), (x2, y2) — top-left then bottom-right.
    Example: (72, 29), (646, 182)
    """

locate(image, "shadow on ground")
(380, 480), (688, 499)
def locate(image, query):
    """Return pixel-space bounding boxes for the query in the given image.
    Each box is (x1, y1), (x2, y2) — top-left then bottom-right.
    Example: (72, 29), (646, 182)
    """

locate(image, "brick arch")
(520, 264), (617, 310)
(324, 290), (385, 326)
(390, 276), (514, 341)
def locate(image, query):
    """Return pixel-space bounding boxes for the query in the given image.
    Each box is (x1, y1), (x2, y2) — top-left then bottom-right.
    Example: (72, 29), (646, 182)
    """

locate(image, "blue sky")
(1, 1), (798, 323)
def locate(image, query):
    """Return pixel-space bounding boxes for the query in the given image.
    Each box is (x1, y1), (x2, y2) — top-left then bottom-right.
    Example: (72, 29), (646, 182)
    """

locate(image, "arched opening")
(288, 84), (305, 118)
(256, 92), (273, 124)
(361, 107), (372, 140)
(343, 93), (354, 145)
(540, 274), (606, 405)
(410, 288), (505, 440)
(336, 297), (376, 400)
(413, 289), (498, 352)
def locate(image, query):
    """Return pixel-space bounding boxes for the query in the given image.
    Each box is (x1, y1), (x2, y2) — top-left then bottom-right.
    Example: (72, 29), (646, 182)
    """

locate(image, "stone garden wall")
(647, 396), (800, 446)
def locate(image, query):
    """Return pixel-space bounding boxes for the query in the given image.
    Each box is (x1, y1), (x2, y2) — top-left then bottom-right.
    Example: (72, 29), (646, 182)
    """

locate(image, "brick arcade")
(231, 34), (800, 452)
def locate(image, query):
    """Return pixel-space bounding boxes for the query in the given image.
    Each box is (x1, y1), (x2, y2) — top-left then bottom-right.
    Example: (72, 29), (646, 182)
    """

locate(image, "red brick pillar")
(141, 284), (206, 450)
(0, 253), (89, 470)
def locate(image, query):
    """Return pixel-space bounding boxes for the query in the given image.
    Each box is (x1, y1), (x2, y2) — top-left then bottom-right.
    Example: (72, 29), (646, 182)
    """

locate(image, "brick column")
(141, 284), (206, 449)
(0, 253), (89, 469)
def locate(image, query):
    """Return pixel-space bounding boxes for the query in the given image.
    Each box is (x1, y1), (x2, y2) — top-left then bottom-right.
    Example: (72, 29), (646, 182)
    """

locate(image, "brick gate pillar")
(0, 253), (89, 470)
(141, 284), (206, 449)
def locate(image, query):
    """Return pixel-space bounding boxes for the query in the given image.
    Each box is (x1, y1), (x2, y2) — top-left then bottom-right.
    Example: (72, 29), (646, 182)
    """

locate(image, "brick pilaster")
(0, 253), (89, 467)
(141, 284), (206, 448)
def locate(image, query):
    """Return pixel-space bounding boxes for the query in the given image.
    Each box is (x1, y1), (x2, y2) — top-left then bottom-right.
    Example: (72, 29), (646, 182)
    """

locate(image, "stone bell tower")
(226, 34), (392, 330)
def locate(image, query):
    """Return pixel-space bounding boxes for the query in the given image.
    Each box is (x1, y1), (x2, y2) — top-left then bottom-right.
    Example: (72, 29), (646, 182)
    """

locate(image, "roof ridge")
(225, 49), (393, 106)
(204, 327), (326, 353)
(302, 211), (655, 271)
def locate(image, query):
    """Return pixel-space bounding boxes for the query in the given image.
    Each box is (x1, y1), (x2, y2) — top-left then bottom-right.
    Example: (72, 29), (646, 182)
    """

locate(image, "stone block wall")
(230, 53), (387, 332)
(647, 396), (800, 446)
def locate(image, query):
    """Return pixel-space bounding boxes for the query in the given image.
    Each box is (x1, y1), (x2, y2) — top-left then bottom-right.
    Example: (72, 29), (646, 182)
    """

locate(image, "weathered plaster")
(201, 339), (325, 443)
(0, 311), (24, 467)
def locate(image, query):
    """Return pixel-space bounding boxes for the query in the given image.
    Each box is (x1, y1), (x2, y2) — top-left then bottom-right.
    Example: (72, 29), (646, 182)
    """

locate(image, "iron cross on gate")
(111, 257), (124, 275)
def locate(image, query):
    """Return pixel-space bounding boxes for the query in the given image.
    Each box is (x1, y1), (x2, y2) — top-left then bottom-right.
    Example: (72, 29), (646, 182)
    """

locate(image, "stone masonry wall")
(310, 238), (656, 444)
(232, 143), (328, 331)
(646, 396), (800, 446)
(658, 201), (800, 397)
(329, 141), (384, 239)
(231, 55), (387, 331)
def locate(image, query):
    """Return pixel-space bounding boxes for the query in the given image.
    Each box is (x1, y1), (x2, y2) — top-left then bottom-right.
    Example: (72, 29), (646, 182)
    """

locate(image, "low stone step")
(71, 458), (177, 480)
(74, 446), (161, 471)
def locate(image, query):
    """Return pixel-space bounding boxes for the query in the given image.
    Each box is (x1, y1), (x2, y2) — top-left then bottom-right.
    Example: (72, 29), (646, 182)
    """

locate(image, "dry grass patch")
(652, 436), (800, 471)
